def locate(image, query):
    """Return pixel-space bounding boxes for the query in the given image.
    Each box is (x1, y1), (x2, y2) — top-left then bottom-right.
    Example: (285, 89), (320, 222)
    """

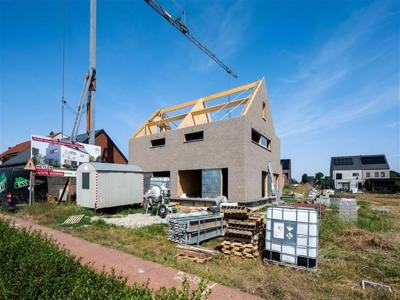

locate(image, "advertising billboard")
(31, 135), (101, 177)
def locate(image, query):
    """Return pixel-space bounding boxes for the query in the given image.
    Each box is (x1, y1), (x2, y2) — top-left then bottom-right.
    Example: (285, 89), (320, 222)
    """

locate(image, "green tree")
(301, 173), (309, 183)
(315, 172), (324, 185)
(320, 176), (334, 189)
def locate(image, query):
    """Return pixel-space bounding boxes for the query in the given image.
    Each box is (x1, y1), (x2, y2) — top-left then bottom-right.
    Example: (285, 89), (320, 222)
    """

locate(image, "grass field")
(6, 193), (400, 299)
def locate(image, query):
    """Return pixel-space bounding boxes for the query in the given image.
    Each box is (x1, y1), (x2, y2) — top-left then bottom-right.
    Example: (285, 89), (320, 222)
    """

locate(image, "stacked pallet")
(176, 244), (220, 264)
(220, 206), (264, 259)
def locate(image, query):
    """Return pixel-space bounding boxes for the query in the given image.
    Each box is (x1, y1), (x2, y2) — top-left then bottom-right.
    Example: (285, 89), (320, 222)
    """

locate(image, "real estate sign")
(31, 135), (101, 177)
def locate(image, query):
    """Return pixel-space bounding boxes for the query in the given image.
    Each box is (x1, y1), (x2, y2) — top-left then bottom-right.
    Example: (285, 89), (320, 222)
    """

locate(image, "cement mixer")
(143, 184), (172, 218)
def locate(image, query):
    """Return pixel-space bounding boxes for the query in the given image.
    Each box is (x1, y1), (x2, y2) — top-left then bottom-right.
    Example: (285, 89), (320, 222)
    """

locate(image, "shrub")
(0, 220), (209, 299)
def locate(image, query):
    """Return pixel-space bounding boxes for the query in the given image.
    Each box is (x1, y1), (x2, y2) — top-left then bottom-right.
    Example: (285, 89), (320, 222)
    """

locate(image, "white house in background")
(46, 143), (90, 169)
(330, 155), (390, 191)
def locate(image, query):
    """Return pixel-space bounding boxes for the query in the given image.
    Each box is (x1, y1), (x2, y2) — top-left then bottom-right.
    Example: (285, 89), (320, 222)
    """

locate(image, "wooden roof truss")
(133, 79), (262, 138)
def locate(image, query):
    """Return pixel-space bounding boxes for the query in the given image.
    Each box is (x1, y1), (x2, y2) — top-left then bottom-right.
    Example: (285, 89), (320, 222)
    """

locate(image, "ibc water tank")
(264, 205), (319, 270)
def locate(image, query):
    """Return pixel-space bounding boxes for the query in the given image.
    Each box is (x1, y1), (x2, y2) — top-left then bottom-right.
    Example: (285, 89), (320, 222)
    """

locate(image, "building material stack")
(168, 214), (225, 245)
(338, 198), (358, 222)
(176, 244), (220, 264)
(220, 206), (264, 259)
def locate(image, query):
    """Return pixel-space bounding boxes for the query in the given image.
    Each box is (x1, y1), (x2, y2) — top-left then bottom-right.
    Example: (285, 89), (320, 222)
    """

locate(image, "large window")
(251, 128), (271, 150)
(184, 131), (204, 142)
(381, 171), (385, 177)
(82, 173), (90, 190)
(352, 172), (359, 177)
(336, 173), (342, 180)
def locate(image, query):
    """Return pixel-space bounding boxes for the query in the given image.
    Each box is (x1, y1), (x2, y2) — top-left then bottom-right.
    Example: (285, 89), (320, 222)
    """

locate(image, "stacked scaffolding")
(168, 214), (226, 245)
(338, 198), (358, 222)
(220, 206), (264, 259)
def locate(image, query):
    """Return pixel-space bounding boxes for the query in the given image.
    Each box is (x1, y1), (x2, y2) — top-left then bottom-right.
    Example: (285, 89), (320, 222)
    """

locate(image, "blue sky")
(0, 0), (399, 180)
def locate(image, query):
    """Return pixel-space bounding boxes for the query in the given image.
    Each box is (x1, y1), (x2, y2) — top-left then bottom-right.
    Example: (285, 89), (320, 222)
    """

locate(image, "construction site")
(0, 0), (399, 299)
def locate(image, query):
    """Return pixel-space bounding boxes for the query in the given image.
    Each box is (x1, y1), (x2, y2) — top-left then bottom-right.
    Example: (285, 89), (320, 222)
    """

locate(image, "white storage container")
(264, 205), (319, 270)
(76, 163), (143, 209)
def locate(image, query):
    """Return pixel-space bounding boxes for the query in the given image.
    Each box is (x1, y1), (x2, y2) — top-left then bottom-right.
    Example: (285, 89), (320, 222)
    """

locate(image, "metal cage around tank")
(264, 205), (319, 270)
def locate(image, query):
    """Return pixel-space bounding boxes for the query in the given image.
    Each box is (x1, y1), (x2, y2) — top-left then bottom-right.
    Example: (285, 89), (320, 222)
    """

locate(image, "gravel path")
(91, 213), (167, 228)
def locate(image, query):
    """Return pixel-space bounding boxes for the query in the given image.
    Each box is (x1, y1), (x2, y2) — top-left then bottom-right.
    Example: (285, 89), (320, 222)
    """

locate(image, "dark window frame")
(82, 172), (90, 190)
(335, 173), (342, 180)
(251, 128), (271, 151)
(184, 131), (204, 143)
(151, 138), (166, 148)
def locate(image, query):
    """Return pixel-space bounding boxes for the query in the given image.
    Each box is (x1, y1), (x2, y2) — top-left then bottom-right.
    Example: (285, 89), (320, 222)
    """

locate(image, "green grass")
(18, 202), (95, 226)
(357, 200), (393, 232)
(6, 196), (400, 299)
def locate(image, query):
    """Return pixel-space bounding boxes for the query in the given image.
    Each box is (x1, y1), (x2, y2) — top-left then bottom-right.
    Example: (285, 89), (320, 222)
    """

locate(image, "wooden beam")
(242, 79), (263, 115)
(132, 109), (160, 138)
(161, 100), (200, 114)
(132, 80), (260, 138)
(147, 112), (187, 127)
(162, 80), (259, 113)
(191, 97), (249, 116)
(177, 98), (211, 129)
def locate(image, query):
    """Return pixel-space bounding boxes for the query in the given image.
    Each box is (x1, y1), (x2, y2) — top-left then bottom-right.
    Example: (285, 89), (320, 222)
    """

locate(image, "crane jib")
(144, 0), (238, 78)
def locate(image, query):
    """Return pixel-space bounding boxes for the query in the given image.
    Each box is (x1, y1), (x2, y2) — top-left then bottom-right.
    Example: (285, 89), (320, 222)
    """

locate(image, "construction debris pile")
(220, 206), (264, 259)
(176, 244), (220, 264)
(168, 214), (226, 245)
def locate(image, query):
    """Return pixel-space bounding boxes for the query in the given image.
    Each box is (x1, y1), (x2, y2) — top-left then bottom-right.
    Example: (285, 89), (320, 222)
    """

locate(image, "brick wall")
(95, 132), (127, 164)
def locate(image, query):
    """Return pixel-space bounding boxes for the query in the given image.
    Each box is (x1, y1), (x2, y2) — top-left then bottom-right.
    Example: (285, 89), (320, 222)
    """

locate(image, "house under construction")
(129, 79), (281, 204)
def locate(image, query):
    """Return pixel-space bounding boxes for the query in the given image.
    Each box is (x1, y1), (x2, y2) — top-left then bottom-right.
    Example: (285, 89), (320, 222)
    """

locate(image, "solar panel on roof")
(361, 156), (386, 165)
(333, 157), (353, 166)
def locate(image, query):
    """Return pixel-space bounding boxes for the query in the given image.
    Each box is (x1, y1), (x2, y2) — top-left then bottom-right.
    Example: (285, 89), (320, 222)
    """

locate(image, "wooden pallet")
(221, 249), (259, 259)
(221, 239), (261, 259)
(175, 244), (219, 264)
(220, 208), (264, 259)
(221, 206), (251, 219)
(175, 253), (212, 264)
(63, 214), (85, 225)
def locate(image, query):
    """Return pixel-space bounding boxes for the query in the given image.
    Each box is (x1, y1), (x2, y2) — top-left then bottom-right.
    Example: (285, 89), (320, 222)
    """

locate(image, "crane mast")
(71, 0), (96, 144)
(72, 0), (237, 144)
(144, 0), (238, 78)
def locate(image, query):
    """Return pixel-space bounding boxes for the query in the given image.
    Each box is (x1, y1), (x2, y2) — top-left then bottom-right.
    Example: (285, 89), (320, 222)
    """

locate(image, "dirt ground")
(4, 193), (400, 299)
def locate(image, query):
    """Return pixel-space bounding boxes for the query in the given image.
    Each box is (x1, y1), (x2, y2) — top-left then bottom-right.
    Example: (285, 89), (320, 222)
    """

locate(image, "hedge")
(0, 220), (209, 299)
